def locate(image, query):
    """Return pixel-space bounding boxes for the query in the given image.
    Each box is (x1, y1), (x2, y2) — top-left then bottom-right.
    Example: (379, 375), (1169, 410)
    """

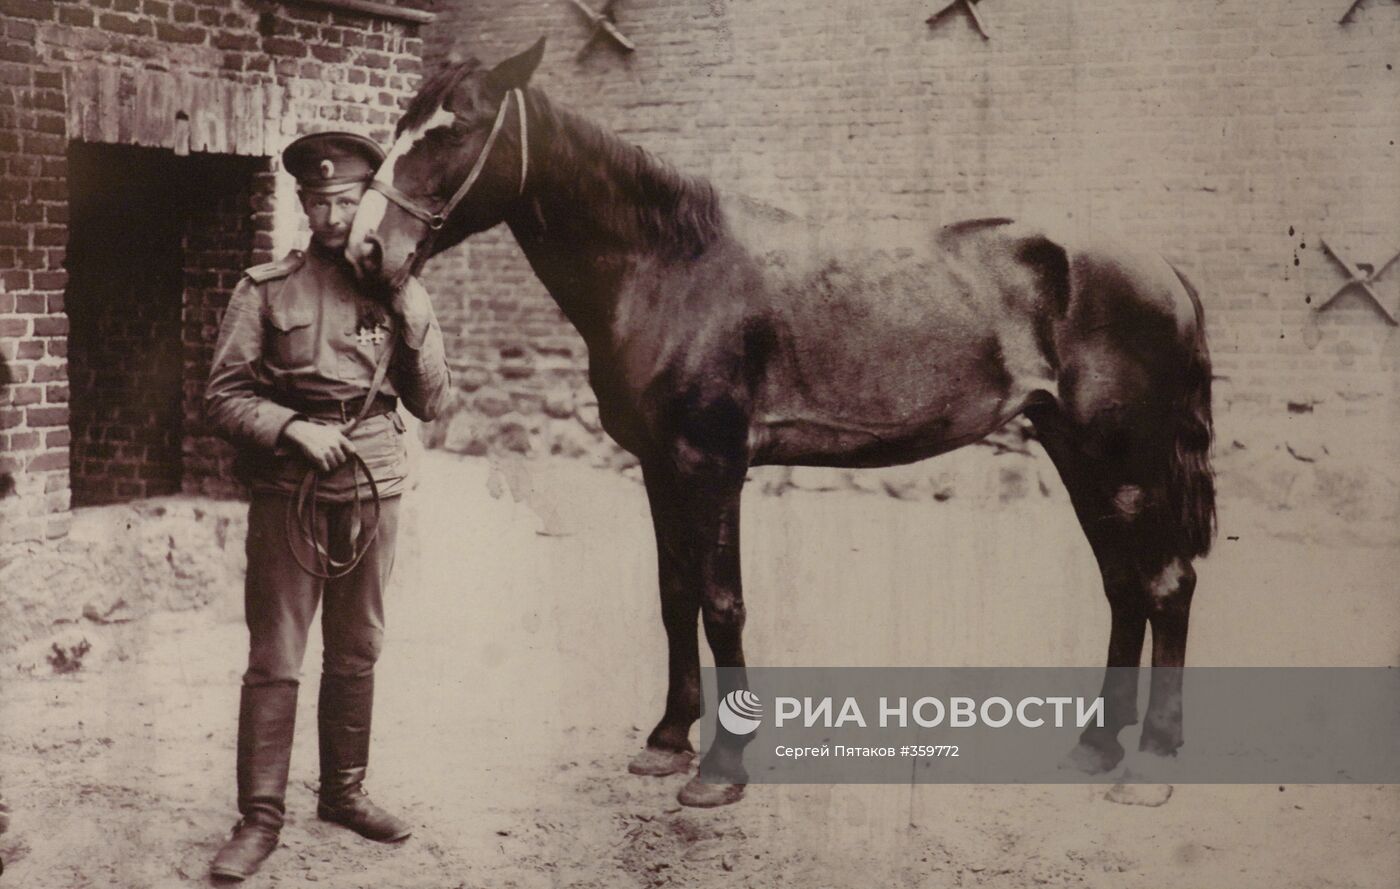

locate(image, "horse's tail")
(1164, 263), (1216, 559)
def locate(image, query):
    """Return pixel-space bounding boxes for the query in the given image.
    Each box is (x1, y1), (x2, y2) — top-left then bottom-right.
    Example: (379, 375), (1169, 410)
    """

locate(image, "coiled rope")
(284, 338), (395, 579)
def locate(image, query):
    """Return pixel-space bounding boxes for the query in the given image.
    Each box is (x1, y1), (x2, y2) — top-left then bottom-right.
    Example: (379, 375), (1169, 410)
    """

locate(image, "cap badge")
(319, 159), (335, 179)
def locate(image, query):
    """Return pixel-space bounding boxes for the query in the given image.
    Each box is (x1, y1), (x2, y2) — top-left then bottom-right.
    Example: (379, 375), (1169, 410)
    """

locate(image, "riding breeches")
(241, 493), (401, 687)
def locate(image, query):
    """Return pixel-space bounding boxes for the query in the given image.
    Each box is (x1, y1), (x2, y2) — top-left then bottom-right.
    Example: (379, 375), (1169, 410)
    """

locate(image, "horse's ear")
(486, 37), (546, 92)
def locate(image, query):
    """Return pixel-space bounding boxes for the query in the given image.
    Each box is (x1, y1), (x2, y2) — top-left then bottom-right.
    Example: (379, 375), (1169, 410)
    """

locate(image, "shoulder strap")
(244, 250), (306, 284)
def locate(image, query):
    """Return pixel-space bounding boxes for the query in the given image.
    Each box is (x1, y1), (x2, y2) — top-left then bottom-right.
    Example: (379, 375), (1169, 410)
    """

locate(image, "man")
(205, 132), (450, 881)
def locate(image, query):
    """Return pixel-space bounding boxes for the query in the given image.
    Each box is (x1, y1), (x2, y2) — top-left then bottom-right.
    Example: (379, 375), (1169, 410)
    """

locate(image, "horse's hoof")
(1104, 749), (1178, 806)
(1119, 748), (1183, 783)
(1061, 738), (1124, 775)
(677, 776), (745, 808)
(1138, 727), (1183, 759)
(628, 746), (694, 777)
(1105, 782), (1173, 807)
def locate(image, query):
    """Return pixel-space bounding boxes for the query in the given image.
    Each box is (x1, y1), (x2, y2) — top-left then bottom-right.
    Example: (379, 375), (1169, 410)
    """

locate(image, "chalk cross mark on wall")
(1316, 238), (1400, 325)
(1338, 0), (1368, 25)
(927, 0), (992, 40)
(567, 0), (636, 59)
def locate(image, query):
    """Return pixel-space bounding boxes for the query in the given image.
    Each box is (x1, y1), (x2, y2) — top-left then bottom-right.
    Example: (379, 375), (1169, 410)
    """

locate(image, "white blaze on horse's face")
(383, 106), (459, 185)
(348, 184), (388, 255)
(347, 106), (458, 277)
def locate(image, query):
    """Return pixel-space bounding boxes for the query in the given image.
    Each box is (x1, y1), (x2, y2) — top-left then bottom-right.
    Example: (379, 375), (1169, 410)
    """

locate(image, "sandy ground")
(2, 450), (1398, 888)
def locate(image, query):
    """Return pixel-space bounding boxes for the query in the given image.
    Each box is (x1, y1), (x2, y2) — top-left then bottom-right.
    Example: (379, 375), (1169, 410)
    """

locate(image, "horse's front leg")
(629, 448), (751, 807)
(627, 461), (704, 778)
(677, 473), (749, 808)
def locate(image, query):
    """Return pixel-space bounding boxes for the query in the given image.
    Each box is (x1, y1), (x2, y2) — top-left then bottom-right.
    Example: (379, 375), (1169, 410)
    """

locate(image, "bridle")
(369, 87), (528, 242)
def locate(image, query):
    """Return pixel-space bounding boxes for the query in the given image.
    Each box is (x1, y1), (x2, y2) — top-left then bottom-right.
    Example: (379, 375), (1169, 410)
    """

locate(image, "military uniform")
(206, 132), (449, 881)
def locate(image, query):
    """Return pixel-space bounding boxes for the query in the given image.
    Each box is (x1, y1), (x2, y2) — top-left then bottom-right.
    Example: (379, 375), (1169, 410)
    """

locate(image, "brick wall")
(63, 144), (266, 505)
(181, 156), (272, 499)
(418, 0), (1399, 463)
(66, 143), (186, 505)
(0, 1), (69, 543)
(0, 0), (429, 549)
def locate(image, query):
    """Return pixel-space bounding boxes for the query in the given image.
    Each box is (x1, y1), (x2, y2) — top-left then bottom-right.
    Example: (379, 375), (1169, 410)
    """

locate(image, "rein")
(284, 334), (395, 579)
(370, 87), (528, 241)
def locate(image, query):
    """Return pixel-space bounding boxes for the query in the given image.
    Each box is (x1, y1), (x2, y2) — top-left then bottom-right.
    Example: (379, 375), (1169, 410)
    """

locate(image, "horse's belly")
(748, 315), (1051, 468)
(751, 389), (1025, 468)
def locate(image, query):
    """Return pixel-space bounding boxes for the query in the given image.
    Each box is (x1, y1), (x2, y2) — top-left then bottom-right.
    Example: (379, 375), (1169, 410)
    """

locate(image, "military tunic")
(206, 242), (450, 500)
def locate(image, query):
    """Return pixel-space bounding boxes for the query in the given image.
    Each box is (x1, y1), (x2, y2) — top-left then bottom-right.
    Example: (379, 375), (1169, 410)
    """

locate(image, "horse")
(346, 39), (1216, 808)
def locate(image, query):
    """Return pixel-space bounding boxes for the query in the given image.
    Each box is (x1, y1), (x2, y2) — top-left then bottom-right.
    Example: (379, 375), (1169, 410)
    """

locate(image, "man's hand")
(387, 278), (433, 345)
(281, 420), (357, 473)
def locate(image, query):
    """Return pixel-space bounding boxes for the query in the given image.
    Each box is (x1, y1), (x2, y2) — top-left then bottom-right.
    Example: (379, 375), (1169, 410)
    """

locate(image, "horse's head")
(347, 38), (546, 287)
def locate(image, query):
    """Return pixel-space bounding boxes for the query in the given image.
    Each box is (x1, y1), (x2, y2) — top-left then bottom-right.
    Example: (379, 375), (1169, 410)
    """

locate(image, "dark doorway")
(65, 144), (261, 506)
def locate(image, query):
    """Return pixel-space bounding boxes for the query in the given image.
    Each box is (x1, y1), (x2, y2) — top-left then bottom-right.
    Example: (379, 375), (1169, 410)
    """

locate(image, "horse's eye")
(459, 109), (497, 129)
(415, 130), (451, 152)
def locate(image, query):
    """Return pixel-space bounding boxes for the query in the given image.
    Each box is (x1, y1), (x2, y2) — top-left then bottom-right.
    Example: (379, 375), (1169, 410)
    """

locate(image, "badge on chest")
(354, 318), (389, 348)
(344, 304), (392, 381)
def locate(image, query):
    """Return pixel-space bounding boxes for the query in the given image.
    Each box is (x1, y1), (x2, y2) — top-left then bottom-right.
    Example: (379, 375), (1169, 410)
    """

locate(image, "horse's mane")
(528, 90), (724, 260)
(401, 60), (725, 259)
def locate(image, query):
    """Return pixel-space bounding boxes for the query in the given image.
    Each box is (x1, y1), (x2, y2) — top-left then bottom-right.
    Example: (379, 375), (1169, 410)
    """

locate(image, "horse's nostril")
(360, 235), (383, 273)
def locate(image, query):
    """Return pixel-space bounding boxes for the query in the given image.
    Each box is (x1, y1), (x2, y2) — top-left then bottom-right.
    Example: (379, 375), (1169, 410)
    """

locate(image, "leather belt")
(285, 393), (398, 423)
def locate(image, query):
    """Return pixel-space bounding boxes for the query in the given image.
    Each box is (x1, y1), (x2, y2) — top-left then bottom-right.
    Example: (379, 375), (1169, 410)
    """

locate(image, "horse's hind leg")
(1139, 557), (1194, 758)
(1027, 403), (1198, 772)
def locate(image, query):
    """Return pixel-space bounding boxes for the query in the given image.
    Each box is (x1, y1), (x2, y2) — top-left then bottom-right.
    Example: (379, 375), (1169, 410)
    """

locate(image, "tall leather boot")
(211, 684), (298, 881)
(316, 673), (411, 842)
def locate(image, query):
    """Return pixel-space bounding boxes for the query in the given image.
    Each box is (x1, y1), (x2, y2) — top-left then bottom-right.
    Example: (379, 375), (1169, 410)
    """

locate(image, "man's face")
(300, 182), (368, 251)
